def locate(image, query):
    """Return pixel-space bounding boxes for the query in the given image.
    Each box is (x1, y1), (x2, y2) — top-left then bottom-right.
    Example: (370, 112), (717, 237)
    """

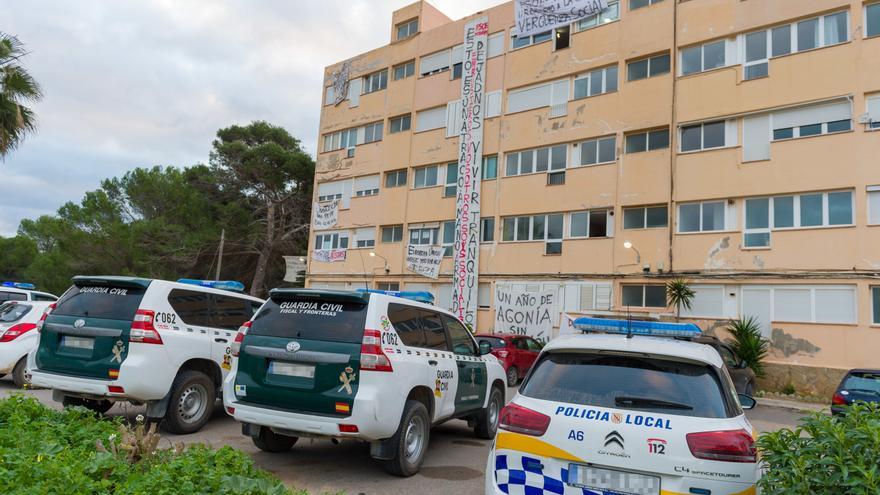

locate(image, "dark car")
(831, 369), (880, 416)
(474, 333), (542, 387)
(694, 335), (757, 396)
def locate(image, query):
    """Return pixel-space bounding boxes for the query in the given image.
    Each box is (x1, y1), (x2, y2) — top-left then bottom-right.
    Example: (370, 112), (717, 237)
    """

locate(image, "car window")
(514, 338), (528, 350)
(442, 315), (477, 356)
(843, 372), (880, 394)
(526, 338), (542, 351)
(520, 352), (736, 419)
(212, 294), (256, 330)
(420, 311), (449, 351)
(248, 296), (368, 343)
(167, 289), (212, 326)
(0, 291), (27, 302)
(32, 294), (57, 302)
(477, 336), (507, 348)
(717, 345), (739, 368)
(0, 303), (31, 322)
(388, 303), (426, 347)
(54, 285), (146, 321)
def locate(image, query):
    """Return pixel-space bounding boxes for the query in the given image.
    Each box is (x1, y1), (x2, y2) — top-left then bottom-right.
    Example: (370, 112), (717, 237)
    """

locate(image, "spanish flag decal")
(335, 402), (351, 414)
(108, 369), (119, 379)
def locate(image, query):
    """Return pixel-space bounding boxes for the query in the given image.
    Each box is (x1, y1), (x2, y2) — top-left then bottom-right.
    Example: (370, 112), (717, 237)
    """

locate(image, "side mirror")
(737, 360), (749, 369)
(479, 341), (492, 355)
(738, 393), (757, 410)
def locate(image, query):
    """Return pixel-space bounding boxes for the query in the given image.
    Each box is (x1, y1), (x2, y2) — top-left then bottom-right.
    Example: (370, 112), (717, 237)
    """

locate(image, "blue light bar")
(573, 317), (701, 338)
(356, 289), (435, 305)
(2, 282), (36, 290)
(177, 279), (246, 292)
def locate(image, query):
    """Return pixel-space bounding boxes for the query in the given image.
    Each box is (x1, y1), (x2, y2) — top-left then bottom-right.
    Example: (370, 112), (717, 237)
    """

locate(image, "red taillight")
(225, 406), (235, 415)
(686, 430), (756, 463)
(0, 323), (37, 342)
(499, 403), (551, 436)
(360, 329), (393, 372)
(231, 321), (251, 357)
(36, 303), (56, 333)
(338, 424), (359, 433)
(129, 309), (163, 344)
(108, 385), (125, 394)
(832, 392), (848, 405)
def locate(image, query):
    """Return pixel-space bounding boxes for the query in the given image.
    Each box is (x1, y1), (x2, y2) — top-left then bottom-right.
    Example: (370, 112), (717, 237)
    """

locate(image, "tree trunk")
(249, 201), (275, 296)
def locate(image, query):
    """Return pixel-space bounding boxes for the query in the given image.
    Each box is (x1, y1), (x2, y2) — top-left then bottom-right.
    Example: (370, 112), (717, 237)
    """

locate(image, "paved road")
(1, 378), (811, 495)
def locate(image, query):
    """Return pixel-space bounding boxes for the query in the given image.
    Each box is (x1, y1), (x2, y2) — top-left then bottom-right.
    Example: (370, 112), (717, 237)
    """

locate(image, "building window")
(382, 225), (403, 243)
(413, 165), (439, 189)
(744, 198), (771, 248)
(554, 26), (570, 50)
(481, 218), (495, 242)
(444, 163), (458, 197)
(577, 136), (616, 166)
(573, 65), (618, 99)
(397, 18), (418, 40)
(505, 145), (567, 177)
(315, 232), (349, 250)
(363, 70), (388, 94)
(743, 191), (854, 247)
(744, 30), (770, 80)
(442, 221), (455, 256)
(577, 0), (619, 30)
(317, 192), (343, 203)
(511, 30), (552, 50)
(872, 287), (880, 324)
(316, 179), (352, 208)
(680, 39), (727, 76)
(627, 53), (670, 81)
(622, 284), (666, 308)
(869, 186), (880, 225)
(772, 119), (851, 141)
(377, 282), (400, 291)
(769, 285), (856, 324)
(354, 175), (380, 197)
(385, 169), (407, 188)
(501, 213), (564, 254)
(625, 128), (669, 153)
(869, 3), (880, 38)
(478, 284), (492, 309)
(420, 50), (451, 77)
(393, 60), (415, 80)
(623, 205), (668, 229)
(416, 106), (446, 132)
(680, 121), (727, 152)
(869, 95), (880, 130)
(483, 156), (498, 180)
(451, 62), (463, 80)
(409, 227), (439, 245)
(569, 210), (611, 238)
(678, 201), (729, 233)
(354, 227), (376, 248)
(322, 128), (358, 153)
(362, 122), (383, 144)
(389, 115), (411, 134)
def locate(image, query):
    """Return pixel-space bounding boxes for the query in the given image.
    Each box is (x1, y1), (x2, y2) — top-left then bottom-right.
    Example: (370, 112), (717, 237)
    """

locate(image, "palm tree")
(666, 277), (696, 321)
(0, 32), (42, 158)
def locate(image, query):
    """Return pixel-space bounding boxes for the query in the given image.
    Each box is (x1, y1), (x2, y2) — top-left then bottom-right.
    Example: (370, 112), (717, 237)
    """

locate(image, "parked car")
(831, 369), (880, 416)
(474, 333), (542, 387)
(0, 301), (54, 387)
(0, 281), (57, 303)
(695, 335), (757, 395)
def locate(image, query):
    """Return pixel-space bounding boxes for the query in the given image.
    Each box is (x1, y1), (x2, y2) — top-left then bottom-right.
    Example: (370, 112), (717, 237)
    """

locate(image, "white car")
(485, 321), (759, 495)
(28, 276), (263, 433)
(223, 288), (507, 476)
(0, 282), (58, 303)
(0, 301), (53, 387)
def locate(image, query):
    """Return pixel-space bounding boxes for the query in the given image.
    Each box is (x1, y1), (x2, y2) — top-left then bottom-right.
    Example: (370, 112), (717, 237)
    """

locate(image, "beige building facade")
(309, 0), (880, 394)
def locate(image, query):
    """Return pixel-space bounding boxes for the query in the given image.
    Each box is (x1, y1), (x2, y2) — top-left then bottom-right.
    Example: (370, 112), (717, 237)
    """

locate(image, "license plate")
(268, 361), (315, 378)
(61, 335), (94, 350)
(568, 464), (660, 495)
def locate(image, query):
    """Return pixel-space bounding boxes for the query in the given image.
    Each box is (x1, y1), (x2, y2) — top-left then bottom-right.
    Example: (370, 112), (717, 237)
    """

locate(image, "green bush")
(0, 395), (303, 495)
(726, 316), (769, 377)
(758, 402), (880, 494)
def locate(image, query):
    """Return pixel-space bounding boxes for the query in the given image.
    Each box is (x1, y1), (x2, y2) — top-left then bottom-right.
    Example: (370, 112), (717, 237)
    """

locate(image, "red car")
(474, 333), (542, 386)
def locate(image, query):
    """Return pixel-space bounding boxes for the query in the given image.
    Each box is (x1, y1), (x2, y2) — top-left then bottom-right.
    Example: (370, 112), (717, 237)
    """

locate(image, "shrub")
(758, 402), (880, 494)
(665, 277), (695, 321)
(781, 383), (796, 395)
(0, 394), (303, 495)
(726, 316), (769, 377)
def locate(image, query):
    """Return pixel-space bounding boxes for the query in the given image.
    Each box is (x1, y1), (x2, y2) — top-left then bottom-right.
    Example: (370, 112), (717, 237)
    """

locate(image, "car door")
(522, 337), (542, 371)
(165, 288), (213, 362)
(441, 314), (486, 414)
(511, 337), (529, 371)
(420, 310), (457, 421)
(209, 294), (258, 375)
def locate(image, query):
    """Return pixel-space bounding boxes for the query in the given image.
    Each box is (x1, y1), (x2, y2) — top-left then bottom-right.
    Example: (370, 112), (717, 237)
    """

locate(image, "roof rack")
(177, 279), (246, 293)
(573, 317), (701, 339)
(355, 289), (435, 305)
(2, 282), (36, 290)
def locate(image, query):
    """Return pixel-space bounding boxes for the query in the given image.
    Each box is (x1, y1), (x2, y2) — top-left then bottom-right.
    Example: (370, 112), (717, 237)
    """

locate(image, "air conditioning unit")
(346, 147), (355, 158)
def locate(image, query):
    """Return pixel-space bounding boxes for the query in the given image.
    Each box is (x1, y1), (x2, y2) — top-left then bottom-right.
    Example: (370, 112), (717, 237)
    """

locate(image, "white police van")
(0, 281), (58, 302)
(223, 288), (507, 476)
(0, 300), (54, 387)
(486, 319), (759, 495)
(28, 276), (264, 434)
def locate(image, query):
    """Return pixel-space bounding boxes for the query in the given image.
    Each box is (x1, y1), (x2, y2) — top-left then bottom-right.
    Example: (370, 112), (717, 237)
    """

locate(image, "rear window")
(520, 352), (735, 419)
(843, 372), (880, 395)
(53, 285), (146, 321)
(0, 291), (27, 302)
(0, 303), (32, 322)
(249, 297), (368, 343)
(477, 336), (507, 348)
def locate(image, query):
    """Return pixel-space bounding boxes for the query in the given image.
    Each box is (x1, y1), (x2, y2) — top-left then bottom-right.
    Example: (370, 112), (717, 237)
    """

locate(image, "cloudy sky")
(3, 0), (499, 236)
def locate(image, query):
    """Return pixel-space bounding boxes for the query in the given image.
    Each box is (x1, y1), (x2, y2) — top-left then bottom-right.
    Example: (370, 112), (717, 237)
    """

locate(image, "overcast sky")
(2, 0), (500, 236)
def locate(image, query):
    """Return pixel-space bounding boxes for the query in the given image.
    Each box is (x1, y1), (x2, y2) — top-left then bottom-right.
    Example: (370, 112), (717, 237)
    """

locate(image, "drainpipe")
(668, 0), (679, 275)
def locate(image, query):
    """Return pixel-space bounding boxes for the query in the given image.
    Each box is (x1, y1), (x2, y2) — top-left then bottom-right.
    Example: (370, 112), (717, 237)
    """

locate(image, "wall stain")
(752, 255), (765, 269)
(704, 236), (734, 270)
(770, 328), (821, 357)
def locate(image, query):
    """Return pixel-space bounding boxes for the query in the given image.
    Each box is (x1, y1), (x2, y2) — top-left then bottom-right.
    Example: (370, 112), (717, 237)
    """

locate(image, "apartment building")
(309, 0), (880, 393)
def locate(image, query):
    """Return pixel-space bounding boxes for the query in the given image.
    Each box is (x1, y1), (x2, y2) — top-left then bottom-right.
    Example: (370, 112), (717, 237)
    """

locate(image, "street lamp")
(369, 251), (390, 274)
(623, 241), (641, 264)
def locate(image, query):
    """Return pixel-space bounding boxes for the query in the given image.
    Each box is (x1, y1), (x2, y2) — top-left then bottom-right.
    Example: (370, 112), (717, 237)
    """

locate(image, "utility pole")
(215, 229), (225, 280)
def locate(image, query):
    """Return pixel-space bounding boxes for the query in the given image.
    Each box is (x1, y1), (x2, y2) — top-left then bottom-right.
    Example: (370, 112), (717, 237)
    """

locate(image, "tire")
(62, 396), (114, 414)
(162, 370), (216, 434)
(252, 427), (298, 453)
(506, 366), (519, 387)
(11, 357), (29, 388)
(381, 400), (431, 477)
(474, 386), (503, 439)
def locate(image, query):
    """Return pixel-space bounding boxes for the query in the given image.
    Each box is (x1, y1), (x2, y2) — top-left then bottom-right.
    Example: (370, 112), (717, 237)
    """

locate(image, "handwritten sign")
(515, 0), (609, 37)
(451, 16), (488, 330)
(313, 200), (339, 230)
(282, 256), (307, 282)
(494, 288), (555, 344)
(406, 245), (443, 279)
(312, 249), (346, 263)
(331, 60), (351, 106)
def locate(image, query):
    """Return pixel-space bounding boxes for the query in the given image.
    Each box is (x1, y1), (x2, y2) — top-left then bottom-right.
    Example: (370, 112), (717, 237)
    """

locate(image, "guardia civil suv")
(486, 319), (760, 495)
(223, 288), (507, 477)
(28, 276), (263, 434)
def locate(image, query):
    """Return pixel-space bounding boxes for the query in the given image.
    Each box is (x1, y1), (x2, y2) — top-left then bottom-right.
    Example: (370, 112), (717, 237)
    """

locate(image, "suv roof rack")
(355, 289), (435, 305)
(573, 317), (701, 339)
(177, 279), (245, 293)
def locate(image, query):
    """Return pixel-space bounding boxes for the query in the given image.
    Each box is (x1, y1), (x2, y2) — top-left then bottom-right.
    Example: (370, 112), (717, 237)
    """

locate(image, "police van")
(0, 281), (58, 302)
(223, 288), (507, 476)
(486, 319), (759, 495)
(28, 276), (264, 434)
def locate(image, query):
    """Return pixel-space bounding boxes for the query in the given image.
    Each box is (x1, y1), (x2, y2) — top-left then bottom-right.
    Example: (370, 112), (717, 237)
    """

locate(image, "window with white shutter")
(354, 175), (380, 197)
(420, 50), (451, 76)
(416, 107), (447, 132)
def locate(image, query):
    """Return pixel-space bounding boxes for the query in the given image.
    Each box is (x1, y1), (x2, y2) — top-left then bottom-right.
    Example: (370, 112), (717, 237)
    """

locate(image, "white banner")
(451, 17), (488, 330)
(312, 249), (346, 263)
(282, 256), (307, 282)
(515, 0), (609, 37)
(331, 60), (351, 106)
(313, 200), (339, 230)
(494, 288), (556, 344)
(405, 245), (443, 279)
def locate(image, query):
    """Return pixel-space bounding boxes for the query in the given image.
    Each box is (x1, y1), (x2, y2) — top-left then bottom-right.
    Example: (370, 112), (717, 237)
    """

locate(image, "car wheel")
(474, 386), (503, 439)
(381, 400), (431, 477)
(506, 366), (519, 387)
(252, 427), (298, 453)
(11, 357), (30, 388)
(62, 396), (114, 414)
(744, 380), (756, 396)
(162, 370), (216, 434)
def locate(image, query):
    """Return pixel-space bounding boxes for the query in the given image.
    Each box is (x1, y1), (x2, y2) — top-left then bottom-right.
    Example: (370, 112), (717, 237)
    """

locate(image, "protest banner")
(515, 0), (608, 37)
(312, 249), (346, 263)
(313, 200), (339, 230)
(331, 60), (351, 106)
(494, 288), (556, 343)
(405, 245), (443, 279)
(282, 256), (307, 282)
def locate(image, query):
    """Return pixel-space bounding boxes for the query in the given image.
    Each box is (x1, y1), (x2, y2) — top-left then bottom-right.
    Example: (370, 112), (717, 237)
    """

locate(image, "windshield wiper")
(614, 396), (694, 410)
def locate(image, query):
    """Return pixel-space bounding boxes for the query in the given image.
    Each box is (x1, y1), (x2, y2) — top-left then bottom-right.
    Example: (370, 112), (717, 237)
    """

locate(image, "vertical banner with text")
(452, 17), (488, 330)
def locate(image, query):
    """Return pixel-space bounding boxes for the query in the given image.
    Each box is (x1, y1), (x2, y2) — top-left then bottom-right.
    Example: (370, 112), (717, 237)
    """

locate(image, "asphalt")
(0, 378), (810, 495)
